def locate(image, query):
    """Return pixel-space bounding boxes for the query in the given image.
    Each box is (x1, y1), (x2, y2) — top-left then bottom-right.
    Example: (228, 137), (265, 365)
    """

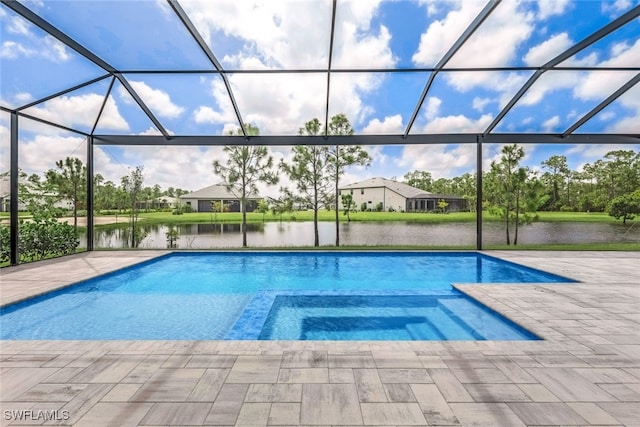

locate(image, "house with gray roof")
(339, 177), (466, 212)
(180, 183), (261, 213)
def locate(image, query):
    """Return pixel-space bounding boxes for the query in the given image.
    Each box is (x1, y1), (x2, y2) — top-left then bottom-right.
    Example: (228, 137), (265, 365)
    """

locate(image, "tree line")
(4, 128), (637, 251)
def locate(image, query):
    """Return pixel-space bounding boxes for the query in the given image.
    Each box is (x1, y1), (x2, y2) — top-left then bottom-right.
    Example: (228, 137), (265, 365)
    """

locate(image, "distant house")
(0, 175), (71, 212)
(339, 177), (466, 212)
(180, 183), (261, 213)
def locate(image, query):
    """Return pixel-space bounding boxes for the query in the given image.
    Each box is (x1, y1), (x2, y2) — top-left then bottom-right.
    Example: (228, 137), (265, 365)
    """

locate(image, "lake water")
(92, 220), (640, 248)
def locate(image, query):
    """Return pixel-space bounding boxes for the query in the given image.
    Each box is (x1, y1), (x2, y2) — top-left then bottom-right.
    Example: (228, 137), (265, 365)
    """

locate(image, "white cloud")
(43, 35), (70, 62)
(605, 85), (640, 133)
(520, 70), (582, 106)
(23, 94), (129, 132)
(523, 33), (572, 66)
(181, 1), (393, 134)
(1, 41), (35, 59)
(7, 15), (31, 36)
(574, 40), (640, 101)
(421, 113), (493, 133)
(16, 133), (88, 175)
(472, 97), (491, 112)
(413, 1), (535, 105)
(396, 144), (477, 179)
(412, 1), (485, 67)
(424, 97), (442, 121)
(417, 96), (493, 133)
(542, 115), (560, 132)
(362, 115), (404, 134)
(194, 106), (229, 125)
(598, 111), (616, 121)
(118, 81), (185, 119)
(601, 0), (633, 16)
(0, 17), (70, 62)
(536, 0), (571, 19)
(446, 1), (535, 68)
(14, 92), (33, 104)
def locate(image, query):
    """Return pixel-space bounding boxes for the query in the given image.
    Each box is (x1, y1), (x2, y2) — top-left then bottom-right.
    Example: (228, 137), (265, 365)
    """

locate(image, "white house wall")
(340, 187), (406, 212)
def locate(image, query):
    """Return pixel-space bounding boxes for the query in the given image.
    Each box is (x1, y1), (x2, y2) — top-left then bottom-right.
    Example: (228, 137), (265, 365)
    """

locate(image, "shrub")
(0, 225), (9, 264)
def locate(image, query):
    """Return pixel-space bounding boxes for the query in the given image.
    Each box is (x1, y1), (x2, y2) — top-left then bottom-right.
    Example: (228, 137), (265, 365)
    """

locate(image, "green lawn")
(129, 210), (629, 225)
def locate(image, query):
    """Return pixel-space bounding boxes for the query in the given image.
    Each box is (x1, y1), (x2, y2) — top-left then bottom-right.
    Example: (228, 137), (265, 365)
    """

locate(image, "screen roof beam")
(484, 5), (640, 136)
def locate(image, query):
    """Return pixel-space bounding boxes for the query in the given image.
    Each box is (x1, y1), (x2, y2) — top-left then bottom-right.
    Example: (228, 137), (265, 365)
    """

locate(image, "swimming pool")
(0, 252), (574, 340)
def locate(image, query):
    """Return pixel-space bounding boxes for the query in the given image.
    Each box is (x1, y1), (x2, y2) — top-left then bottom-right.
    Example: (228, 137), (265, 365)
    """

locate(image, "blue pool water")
(0, 252), (574, 340)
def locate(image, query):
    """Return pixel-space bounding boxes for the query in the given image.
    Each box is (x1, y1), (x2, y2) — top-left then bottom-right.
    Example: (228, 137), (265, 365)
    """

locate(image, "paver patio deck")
(1, 250), (639, 426)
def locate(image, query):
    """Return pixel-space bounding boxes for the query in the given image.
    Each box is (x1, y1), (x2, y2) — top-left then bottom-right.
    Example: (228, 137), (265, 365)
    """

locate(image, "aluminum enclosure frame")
(2, 0), (639, 264)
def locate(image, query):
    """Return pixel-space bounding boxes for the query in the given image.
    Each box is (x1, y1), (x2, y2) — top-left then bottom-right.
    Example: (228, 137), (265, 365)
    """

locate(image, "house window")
(350, 189), (353, 195)
(360, 188), (364, 195)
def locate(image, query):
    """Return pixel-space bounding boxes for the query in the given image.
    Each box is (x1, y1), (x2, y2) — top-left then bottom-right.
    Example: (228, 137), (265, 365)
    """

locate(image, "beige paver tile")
(130, 368), (204, 402)
(427, 368), (474, 402)
(463, 383), (530, 403)
(187, 368), (229, 402)
(597, 402), (640, 426)
(17, 383), (88, 402)
(372, 351), (422, 368)
(69, 355), (144, 383)
(161, 354), (192, 368)
(203, 384), (248, 425)
(300, 384), (362, 425)
(573, 368), (639, 384)
(418, 355), (448, 369)
(245, 384), (302, 402)
(52, 383), (113, 425)
(268, 402), (300, 425)
(597, 383), (640, 402)
(278, 368), (328, 384)
(185, 354), (236, 368)
(566, 402), (622, 425)
(507, 402), (588, 425)
(235, 402), (271, 426)
(449, 402), (525, 426)
(410, 384), (459, 425)
(517, 383), (561, 402)
(101, 383), (142, 402)
(450, 367), (512, 384)
(0, 367), (59, 401)
(360, 402), (426, 425)
(226, 355), (281, 383)
(139, 402), (211, 426)
(491, 358), (537, 383)
(377, 368), (431, 384)
(443, 355), (496, 369)
(73, 402), (153, 427)
(40, 368), (85, 384)
(525, 367), (618, 402)
(383, 383), (417, 403)
(328, 354), (375, 368)
(122, 354), (169, 383)
(281, 351), (327, 368)
(353, 369), (387, 402)
(329, 368), (354, 383)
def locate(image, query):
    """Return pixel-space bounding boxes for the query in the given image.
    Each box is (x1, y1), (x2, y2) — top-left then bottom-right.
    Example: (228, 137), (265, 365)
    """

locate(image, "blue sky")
(1, 0), (639, 195)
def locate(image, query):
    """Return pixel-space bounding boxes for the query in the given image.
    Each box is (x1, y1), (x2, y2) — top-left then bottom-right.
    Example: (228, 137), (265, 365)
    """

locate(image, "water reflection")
(90, 221), (640, 249)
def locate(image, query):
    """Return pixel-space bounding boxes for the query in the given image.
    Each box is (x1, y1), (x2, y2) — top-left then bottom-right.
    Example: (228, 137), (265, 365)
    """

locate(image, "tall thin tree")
(213, 124), (279, 247)
(45, 157), (86, 232)
(280, 118), (330, 247)
(326, 114), (371, 246)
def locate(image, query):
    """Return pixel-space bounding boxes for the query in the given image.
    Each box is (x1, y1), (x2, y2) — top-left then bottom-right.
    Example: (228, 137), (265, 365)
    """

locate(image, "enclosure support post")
(86, 136), (94, 251)
(476, 135), (483, 251)
(10, 112), (19, 265)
